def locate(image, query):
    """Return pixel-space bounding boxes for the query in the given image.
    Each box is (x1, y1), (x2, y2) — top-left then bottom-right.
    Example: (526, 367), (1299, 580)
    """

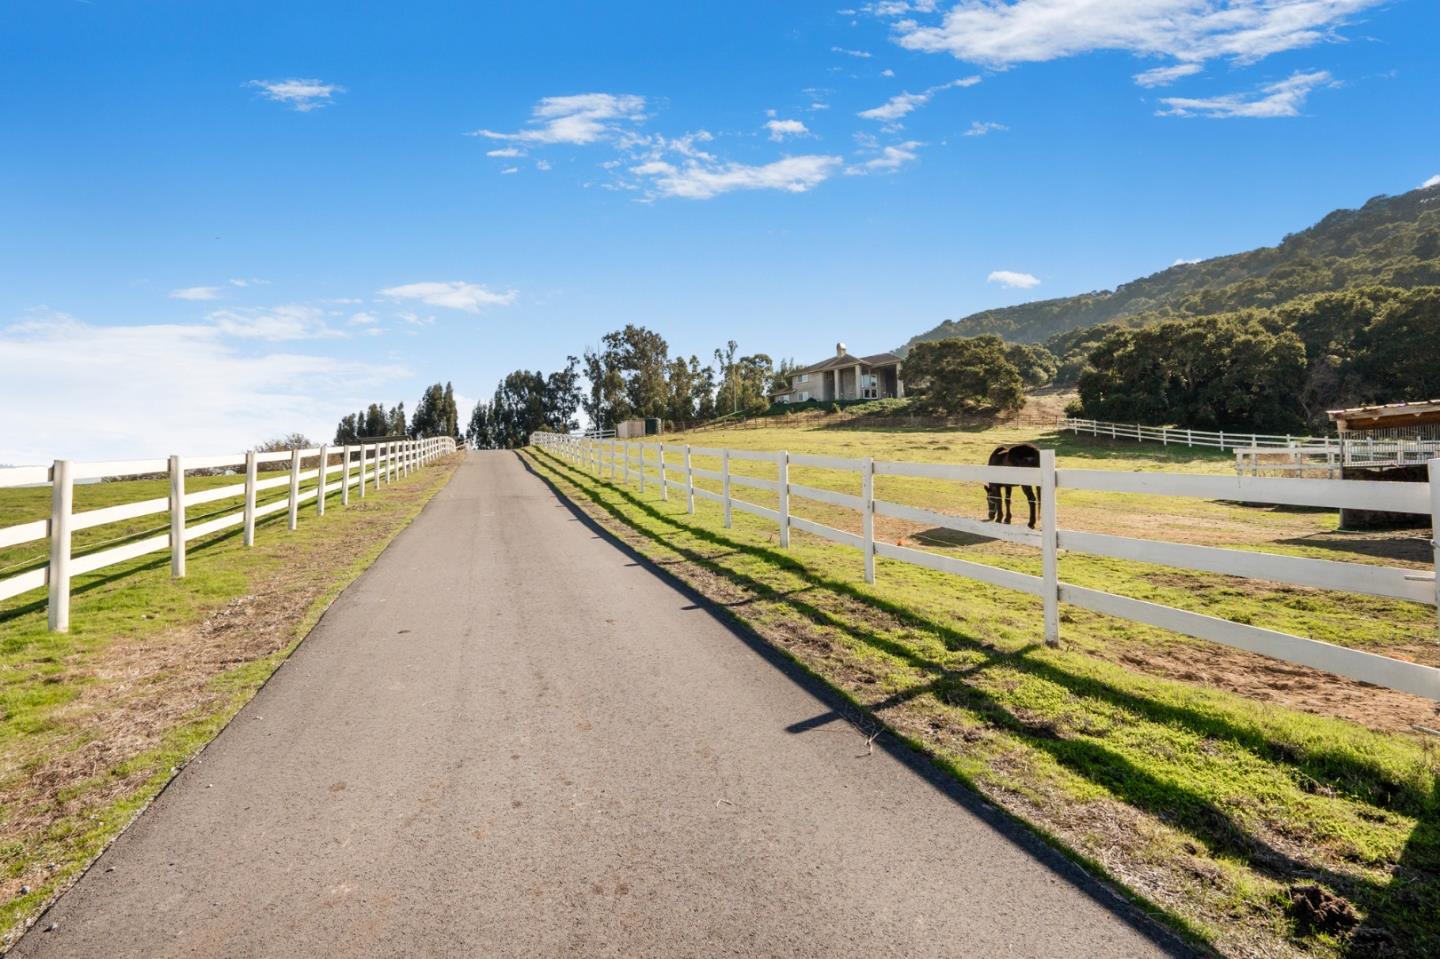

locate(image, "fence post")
(47, 459), (73, 633)
(317, 444), (329, 516)
(341, 445), (351, 506)
(287, 447), (301, 531)
(1429, 458), (1440, 634)
(169, 454), (186, 578)
(358, 445), (368, 499)
(685, 445), (695, 514)
(639, 445), (647, 496)
(1040, 449), (1059, 647)
(243, 450), (258, 545)
(862, 456), (875, 584)
(778, 450), (790, 547)
(659, 446), (668, 501)
(374, 443), (383, 492)
(722, 448), (732, 528)
(1219, 430), (1225, 451)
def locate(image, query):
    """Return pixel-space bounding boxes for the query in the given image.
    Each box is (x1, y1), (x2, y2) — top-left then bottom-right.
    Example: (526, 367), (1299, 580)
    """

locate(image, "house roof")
(794, 350), (902, 376)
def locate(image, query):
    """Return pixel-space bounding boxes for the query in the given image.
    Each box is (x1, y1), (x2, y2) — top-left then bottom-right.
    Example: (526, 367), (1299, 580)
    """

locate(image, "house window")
(798, 373), (810, 383)
(798, 391), (810, 401)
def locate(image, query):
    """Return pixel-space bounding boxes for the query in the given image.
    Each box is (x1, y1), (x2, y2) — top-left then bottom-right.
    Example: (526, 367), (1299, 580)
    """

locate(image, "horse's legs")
(1022, 484), (1037, 529)
(1002, 484), (1013, 523)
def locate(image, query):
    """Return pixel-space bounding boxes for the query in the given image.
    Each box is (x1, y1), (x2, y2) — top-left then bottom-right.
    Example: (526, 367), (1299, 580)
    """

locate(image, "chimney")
(836, 342), (847, 356)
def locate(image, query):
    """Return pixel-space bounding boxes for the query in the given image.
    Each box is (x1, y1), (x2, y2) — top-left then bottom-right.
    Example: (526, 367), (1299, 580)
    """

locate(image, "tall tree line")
(466, 325), (778, 449)
(333, 381), (462, 445)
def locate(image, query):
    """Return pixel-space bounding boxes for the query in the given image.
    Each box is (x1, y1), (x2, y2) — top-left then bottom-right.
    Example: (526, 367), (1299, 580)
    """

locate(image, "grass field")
(526, 422), (1439, 959)
(0, 455), (461, 948)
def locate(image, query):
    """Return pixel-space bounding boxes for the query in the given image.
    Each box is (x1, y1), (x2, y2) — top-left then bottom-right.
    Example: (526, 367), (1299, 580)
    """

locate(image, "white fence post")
(317, 444), (329, 516)
(341, 445), (351, 507)
(862, 455), (875, 584)
(722, 448), (732, 528)
(169, 454), (186, 578)
(47, 459), (73, 633)
(639, 444), (647, 495)
(288, 448), (301, 531)
(243, 450), (258, 545)
(659, 446), (668, 501)
(685, 445), (695, 514)
(1430, 458), (1440, 634)
(778, 450), (790, 547)
(358, 445), (368, 499)
(1040, 449), (1059, 647)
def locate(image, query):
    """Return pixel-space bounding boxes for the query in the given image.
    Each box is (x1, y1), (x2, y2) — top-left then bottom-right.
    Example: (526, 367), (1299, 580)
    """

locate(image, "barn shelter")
(1326, 399), (1440, 528)
(1327, 399), (1440, 467)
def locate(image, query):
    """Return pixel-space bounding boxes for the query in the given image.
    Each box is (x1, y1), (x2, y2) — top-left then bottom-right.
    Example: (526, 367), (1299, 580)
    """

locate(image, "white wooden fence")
(0, 436), (457, 632)
(532, 432), (1440, 702)
(1062, 416), (1440, 469)
(1060, 417), (1332, 452)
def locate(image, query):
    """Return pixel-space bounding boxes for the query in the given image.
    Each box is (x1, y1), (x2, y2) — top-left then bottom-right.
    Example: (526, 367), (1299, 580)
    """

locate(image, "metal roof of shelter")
(1326, 400), (1440, 431)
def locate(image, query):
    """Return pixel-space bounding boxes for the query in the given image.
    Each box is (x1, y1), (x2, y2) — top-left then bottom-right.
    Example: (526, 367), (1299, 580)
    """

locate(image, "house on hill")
(770, 343), (904, 404)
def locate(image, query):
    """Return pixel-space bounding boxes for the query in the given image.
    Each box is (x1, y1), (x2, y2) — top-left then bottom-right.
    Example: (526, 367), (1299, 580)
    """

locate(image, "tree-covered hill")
(904, 183), (1440, 348)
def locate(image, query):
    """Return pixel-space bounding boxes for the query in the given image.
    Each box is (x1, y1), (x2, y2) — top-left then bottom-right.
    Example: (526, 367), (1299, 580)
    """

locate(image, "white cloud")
(207, 304), (341, 341)
(630, 155), (843, 200)
(832, 46), (873, 58)
(486, 147), (524, 158)
(227, 277), (268, 288)
(846, 140), (922, 174)
(536, 159), (553, 171)
(347, 312), (380, 326)
(1158, 70), (1332, 118)
(888, 0), (1383, 68)
(881, 68), (896, 77)
(470, 93), (646, 145)
(963, 120), (1007, 136)
(858, 76), (981, 123)
(1133, 62), (1204, 87)
(0, 313), (406, 463)
(765, 118), (810, 140)
(501, 166), (520, 174)
(1422, 174), (1440, 189)
(987, 270), (1040, 289)
(248, 78), (344, 112)
(1172, 257), (1203, 266)
(379, 281), (518, 313)
(169, 286), (222, 301)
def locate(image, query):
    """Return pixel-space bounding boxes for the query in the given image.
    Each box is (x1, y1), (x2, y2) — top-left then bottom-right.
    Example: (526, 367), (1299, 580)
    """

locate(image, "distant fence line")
(0, 436), (457, 632)
(531, 432), (1440, 703)
(1060, 416), (1440, 471)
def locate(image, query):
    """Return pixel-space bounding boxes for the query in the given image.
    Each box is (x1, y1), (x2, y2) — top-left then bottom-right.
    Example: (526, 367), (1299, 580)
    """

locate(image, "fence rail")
(1062, 416), (1440, 470)
(532, 432), (1440, 702)
(0, 436), (457, 631)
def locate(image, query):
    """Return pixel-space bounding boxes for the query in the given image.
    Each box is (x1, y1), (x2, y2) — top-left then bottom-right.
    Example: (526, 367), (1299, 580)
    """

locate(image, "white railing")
(1062, 416), (1440, 470)
(0, 436), (457, 632)
(532, 432), (1440, 702)
(1060, 417), (1332, 452)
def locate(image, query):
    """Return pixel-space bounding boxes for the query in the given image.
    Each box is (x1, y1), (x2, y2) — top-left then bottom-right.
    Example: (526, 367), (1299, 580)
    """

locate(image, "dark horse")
(985, 443), (1041, 528)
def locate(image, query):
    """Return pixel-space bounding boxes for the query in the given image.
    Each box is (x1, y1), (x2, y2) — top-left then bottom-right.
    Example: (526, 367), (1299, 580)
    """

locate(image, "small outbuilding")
(1325, 400), (1440, 528)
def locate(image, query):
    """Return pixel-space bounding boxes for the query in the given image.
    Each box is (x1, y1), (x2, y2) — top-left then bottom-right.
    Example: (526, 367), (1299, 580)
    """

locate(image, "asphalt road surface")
(14, 451), (1186, 958)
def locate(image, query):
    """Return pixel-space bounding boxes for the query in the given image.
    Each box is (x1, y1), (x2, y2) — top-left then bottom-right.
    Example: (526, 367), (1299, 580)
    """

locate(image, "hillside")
(905, 183), (1440, 347)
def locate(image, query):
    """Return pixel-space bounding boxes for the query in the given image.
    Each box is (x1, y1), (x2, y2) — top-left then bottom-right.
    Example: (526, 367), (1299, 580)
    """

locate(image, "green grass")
(649, 424), (1435, 657)
(0, 456), (460, 947)
(527, 433), (1439, 959)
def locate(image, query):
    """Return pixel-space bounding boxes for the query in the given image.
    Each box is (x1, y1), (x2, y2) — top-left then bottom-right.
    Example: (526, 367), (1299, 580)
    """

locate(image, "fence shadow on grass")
(525, 446), (1440, 957)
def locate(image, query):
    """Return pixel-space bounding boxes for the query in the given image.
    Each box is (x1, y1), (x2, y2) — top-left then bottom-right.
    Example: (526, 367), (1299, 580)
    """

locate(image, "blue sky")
(2, 0), (1437, 461)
